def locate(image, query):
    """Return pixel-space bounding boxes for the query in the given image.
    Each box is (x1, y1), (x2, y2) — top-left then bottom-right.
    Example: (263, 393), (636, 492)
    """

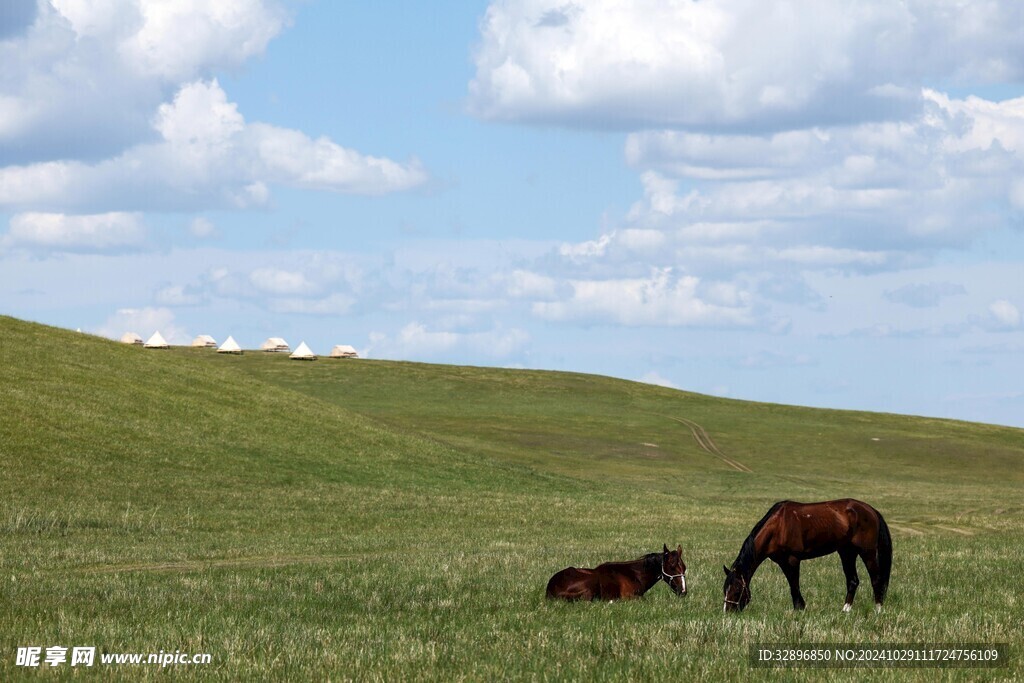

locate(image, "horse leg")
(858, 550), (884, 612)
(779, 556), (806, 610)
(839, 548), (859, 612)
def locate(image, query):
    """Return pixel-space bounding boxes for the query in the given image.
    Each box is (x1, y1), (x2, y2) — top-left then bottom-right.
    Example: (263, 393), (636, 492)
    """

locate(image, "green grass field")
(1, 315), (1021, 680)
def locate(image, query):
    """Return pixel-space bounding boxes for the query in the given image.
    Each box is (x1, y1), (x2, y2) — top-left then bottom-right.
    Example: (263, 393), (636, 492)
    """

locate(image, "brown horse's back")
(768, 499), (881, 559)
(546, 567), (598, 601)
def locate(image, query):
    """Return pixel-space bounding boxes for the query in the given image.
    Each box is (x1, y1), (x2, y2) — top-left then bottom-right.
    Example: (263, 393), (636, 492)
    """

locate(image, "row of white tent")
(120, 332), (358, 360)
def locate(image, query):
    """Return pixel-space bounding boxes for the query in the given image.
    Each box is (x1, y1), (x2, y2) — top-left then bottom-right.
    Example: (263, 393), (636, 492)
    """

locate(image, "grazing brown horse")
(723, 499), (891, 613)
(546, 545), (687, 601)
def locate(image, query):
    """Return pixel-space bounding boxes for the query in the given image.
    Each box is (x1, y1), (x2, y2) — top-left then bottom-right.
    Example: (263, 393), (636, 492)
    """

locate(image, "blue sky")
(2, 1), (1023, 427)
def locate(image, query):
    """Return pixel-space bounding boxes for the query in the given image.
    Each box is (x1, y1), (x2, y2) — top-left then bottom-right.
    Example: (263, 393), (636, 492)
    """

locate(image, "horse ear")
(677, 544), (682, 556)
(663, 544), (669, 554)
(723, 565), (730, 576)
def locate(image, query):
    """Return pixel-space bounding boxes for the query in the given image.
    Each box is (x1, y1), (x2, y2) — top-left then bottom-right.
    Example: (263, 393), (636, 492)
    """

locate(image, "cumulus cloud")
(884, 282), (967, 308)
(984, 299), (1022, 330)
(503, 269), (561, 299)
(733, 351), (815, 370)
(629, 96), (1023, 246)
(95, 306), (188, 344)
(267, 293), (355, 316)
(637, 371), (677, 389)
(470, 0), (1024, 131)
(249, 267), (317, 296)
(369, 322), (529, 360)
(4, 211), (145, 251)
(0, 0), (289, 164)
(188, 217), (218, 239)
(467, 2), (1024, 335)
(154, 284), (205, 306)
(540, 89), (1024, 313)
(0, 80), (428, 212)
(134, 253), (377, 323)
(532, 267), (753, 327)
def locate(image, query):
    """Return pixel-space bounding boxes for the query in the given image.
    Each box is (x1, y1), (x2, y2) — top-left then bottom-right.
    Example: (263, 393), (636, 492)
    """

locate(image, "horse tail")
(875, 510), (892, 602)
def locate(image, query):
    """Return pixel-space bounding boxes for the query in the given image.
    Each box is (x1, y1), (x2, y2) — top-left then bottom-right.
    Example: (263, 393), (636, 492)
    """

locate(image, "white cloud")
(0, 0), (288, 163)
(986, 300), (1021, 330)
(154, 284), (205, 306)
(369, 322), (530, 360)
(249, 267), (316, 296)
(884, 282), (967, 308)
(470, 1), (1024, 131)
(4, 211), (145, 251)
(0, 80), (428, 212)
(625, 128), (835, 180)
(505, 269), (560, 299)
(251, 123), (427, 195)
(94, 306), (188, 344)
(469, 4), (1024, 341)
(188, 217), (218, 238)
(1, 5), (424, 216)
(549, 90), (1024, 294)
(733, 351), (815, 370)
(532, 267), (753, 327)
(637, 371), (677, 389)
(114, 0), (289, 81)
(395, 322), (460, 355)
(267, 293), (355, 316)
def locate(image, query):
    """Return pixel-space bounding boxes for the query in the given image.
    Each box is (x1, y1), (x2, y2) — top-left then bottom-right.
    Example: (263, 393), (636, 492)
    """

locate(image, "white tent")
(289, 341), (317, 361)
(217, 336), (243, 355)
(144, 331), (169, 349)
(260, 337), (290, 352)
(192, 334), (217, 347)
(120, 332), (144, 345)
(329, 344), (358, 359)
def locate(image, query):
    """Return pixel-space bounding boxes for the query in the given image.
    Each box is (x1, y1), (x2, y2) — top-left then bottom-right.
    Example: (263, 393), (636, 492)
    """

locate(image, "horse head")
(661, 544), (687, 596)
(722, 565), (750, 612)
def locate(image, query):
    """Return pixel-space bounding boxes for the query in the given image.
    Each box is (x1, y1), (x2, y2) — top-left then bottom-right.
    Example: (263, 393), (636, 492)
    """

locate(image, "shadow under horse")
(723, 499), (891, 613)
(546, 545), (687, 601)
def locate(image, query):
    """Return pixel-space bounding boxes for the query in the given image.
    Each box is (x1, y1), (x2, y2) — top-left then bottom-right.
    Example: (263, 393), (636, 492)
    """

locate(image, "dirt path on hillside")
(660, 415), (752, 473)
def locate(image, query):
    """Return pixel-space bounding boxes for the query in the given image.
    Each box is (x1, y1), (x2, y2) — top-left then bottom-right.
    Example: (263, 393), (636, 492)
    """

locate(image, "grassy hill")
(1, 315), (1021, 680)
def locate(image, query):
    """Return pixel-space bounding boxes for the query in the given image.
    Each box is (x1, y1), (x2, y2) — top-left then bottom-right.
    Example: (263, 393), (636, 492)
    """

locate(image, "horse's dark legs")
(778, 556), (805, 610)
(839, 549), (859, 612)
(858, 550), (885, 613)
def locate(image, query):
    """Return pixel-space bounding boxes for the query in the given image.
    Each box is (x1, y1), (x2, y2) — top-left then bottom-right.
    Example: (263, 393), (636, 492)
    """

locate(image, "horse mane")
(733, 501), (788, 574)
(596, 552), (661, 572)
(641, 552), (661, 572)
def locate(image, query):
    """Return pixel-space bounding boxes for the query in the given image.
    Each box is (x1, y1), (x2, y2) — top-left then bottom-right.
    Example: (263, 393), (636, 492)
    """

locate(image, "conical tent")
(329, 344), (358, 358)
(217, 336), (243, 354)
(144, 331), (169, 348)
(261, 337), (290, 352)
(192, 334), (217, 347)
(120, 332), (143, 345)
(289, 341), (317, 360)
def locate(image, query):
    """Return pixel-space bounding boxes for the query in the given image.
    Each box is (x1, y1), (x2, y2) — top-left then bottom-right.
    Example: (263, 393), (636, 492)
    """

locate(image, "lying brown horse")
(546, 545), (687, 601)
(723, 499), (891, 613)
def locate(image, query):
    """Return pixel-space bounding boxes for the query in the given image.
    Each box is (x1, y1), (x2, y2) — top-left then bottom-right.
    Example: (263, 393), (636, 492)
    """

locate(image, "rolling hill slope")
(1, 315), (1021, 680)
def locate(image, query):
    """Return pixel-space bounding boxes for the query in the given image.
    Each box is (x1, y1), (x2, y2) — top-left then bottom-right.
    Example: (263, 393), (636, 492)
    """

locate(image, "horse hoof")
(843, 603), (852, 613)
(875, 604), (882, 614)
